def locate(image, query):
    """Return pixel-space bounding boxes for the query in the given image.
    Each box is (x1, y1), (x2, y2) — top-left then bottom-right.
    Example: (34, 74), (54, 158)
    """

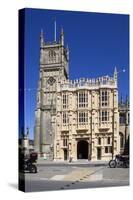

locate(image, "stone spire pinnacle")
(66, 44), (69, 60)
(120, 94), (123, 104)
(126, 95), (129, 107)
(40, 29), (44, 47)
(61, 27), (64, 35)
(60, 27), (64, 46)
(114, 66), (118, 83)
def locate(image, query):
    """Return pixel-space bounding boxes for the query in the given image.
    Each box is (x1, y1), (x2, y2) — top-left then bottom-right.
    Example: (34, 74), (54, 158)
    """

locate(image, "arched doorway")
(77, 140), (88, 159)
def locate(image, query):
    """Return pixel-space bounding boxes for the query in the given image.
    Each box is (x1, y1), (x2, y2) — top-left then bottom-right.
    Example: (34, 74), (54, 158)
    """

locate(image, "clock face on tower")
(47, 76), (56, 85)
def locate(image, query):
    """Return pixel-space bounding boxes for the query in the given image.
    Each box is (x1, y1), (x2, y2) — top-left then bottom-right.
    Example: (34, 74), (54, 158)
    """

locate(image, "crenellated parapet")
(59, 75), (117, 91)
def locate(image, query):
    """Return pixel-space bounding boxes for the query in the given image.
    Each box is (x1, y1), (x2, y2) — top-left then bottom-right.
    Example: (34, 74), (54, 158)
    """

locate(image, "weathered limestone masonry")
(119, 97), (129, 155)
(34, 29), (69, 160)
(34, 29), (119, 161)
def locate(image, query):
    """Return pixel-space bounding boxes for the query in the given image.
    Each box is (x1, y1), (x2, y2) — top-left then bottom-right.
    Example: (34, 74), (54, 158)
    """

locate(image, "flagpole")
(54, 19), (56, 42)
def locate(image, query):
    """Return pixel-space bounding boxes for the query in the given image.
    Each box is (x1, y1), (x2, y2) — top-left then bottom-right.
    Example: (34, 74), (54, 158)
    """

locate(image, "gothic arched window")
(119, 132), (124, 148)
(98, 137), (101, 145)
(119, 113), (126, 124)
(49, 50), (56, 63)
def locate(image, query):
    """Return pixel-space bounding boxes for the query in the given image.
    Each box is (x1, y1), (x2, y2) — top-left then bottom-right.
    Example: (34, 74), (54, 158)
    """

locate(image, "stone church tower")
(34, 28), (69, 159)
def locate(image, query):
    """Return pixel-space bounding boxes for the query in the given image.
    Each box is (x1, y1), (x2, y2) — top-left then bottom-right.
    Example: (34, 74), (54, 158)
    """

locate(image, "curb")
(36, 161), (108, 167)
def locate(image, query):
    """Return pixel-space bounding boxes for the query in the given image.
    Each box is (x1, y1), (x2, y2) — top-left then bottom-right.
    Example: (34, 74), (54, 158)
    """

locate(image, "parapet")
(59, 75), (117, 91)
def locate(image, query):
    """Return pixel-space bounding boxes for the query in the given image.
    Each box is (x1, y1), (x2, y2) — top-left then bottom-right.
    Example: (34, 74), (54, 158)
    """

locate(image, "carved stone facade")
(118, 97), (129, 155)
(34, 29), (120, 161)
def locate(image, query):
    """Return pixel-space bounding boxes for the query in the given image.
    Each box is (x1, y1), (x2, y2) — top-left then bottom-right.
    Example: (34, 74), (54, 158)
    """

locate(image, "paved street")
(20, 161), (129, 192)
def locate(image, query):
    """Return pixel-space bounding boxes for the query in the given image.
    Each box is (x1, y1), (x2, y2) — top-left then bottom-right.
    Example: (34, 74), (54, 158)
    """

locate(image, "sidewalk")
(37, 159), (109, 167)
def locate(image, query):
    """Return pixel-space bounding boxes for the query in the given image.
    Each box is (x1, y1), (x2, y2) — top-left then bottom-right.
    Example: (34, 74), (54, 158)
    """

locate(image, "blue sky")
(23, 8), (129, 139)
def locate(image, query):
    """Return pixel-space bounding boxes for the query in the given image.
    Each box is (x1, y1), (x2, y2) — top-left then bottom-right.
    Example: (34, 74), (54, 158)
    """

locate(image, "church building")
(34, 28), (120, 161)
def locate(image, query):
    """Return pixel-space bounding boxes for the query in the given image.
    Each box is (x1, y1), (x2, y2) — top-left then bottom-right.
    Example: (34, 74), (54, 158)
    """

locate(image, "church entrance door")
(64, 149), (68, 160)
(77, 140), (88, 159)
(97, 147), (101, 160)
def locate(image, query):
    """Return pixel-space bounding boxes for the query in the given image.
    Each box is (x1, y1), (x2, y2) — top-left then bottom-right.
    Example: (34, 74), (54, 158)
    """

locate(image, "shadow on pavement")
(8, 183), (18, 190)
